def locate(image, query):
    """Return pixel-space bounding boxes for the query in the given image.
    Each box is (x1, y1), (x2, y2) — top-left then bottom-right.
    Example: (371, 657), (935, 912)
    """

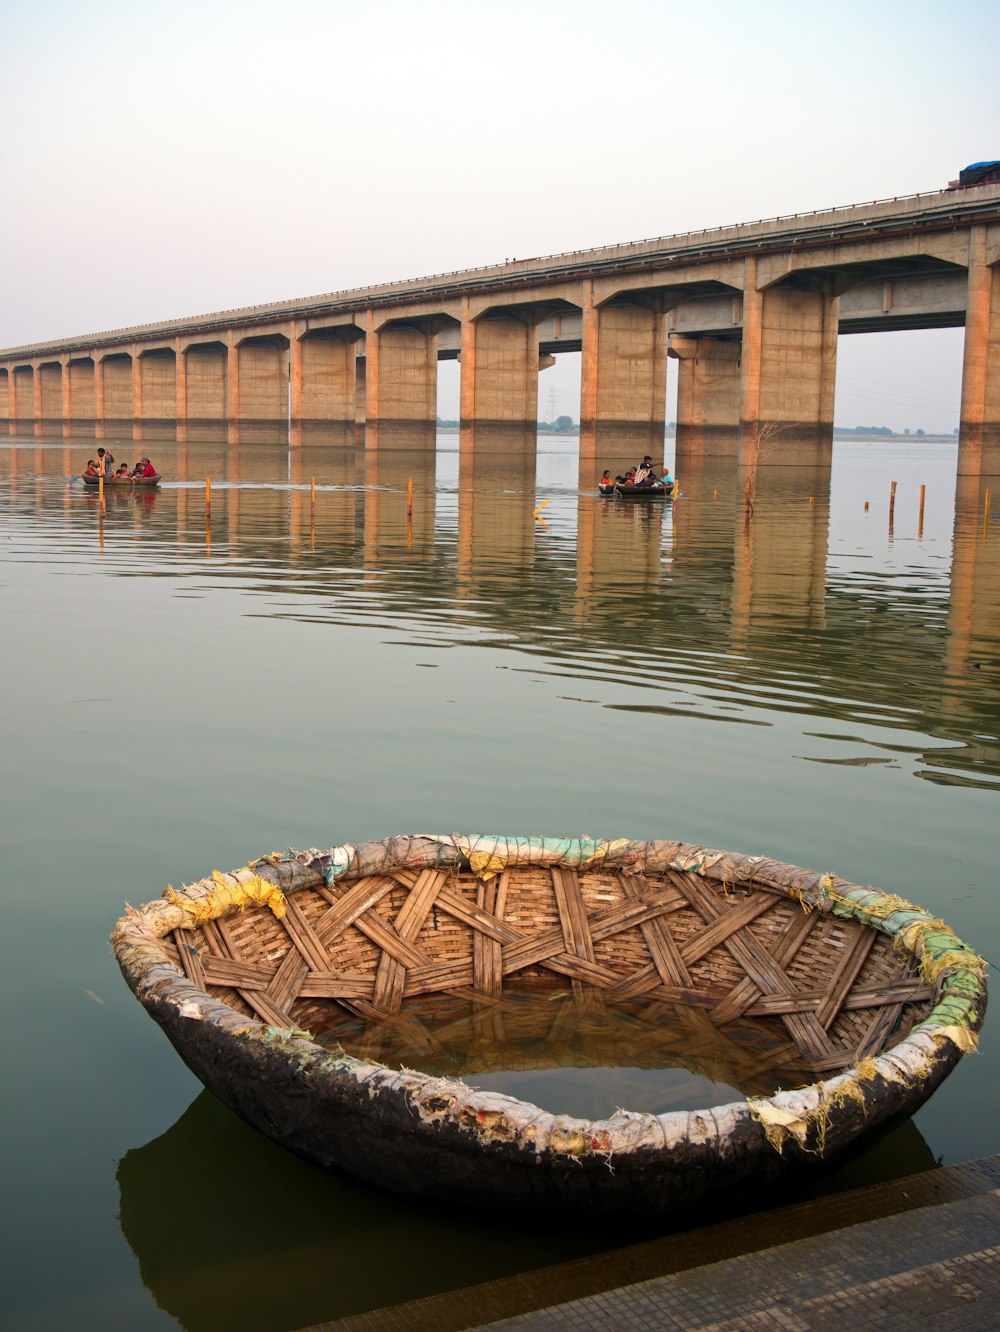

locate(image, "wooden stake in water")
(888, 480), (897, 535)
(407, 476), (413, 516)
(205, 476), (211, 514)
(918, 484), (926, 537)
(311, 477), (315, 512)
(864, 501), (869, 512)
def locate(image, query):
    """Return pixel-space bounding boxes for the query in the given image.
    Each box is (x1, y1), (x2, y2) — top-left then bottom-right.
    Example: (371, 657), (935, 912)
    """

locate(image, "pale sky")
(2, 0), (997, 431)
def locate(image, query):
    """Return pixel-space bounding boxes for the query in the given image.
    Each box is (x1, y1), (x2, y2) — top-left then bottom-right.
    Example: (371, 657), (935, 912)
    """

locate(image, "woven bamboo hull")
(82, 473), (160, 488)
(599, 481), (673, 498)
(111, 835), (987, 1216)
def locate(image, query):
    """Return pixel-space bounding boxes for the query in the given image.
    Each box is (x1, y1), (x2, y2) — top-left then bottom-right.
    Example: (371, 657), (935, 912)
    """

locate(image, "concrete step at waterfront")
(474, 1188), (1000, 1330)
(307, 1156), (1000, 1332)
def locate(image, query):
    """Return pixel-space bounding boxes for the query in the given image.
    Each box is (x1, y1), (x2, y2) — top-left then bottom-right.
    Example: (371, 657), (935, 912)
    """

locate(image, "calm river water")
(1, 431), (997, 1330)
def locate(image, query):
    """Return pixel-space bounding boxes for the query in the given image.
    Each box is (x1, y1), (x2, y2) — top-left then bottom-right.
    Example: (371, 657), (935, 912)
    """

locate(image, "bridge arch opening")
(834, 327), (964, 440)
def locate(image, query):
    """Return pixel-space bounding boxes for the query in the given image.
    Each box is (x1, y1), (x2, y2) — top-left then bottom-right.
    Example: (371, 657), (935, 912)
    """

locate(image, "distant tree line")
(436, 416), (957, 438)
(538, 416), (578, 434)
(833, 425), (959, 437)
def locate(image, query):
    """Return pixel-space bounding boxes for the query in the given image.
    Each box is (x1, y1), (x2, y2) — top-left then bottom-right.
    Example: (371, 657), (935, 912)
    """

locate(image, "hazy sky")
(2, 0), (997, 430)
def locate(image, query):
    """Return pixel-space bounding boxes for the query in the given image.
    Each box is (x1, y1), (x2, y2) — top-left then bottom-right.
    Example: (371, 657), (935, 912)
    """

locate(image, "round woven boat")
(111, 834), (987, 1216)
(82, 473), (160, 488)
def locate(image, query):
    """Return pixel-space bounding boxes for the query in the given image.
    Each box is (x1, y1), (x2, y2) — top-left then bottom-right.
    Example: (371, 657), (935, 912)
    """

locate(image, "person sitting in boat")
(134, 457), (157, 478)
(600, 469), (613, 489)
(634, 456), (658, 487)
(83, 459), (98, 477)
(114, 464), (132, 481)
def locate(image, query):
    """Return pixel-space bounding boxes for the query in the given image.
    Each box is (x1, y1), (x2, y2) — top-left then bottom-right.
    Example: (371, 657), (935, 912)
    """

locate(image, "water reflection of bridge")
(3, 439), (998, 784)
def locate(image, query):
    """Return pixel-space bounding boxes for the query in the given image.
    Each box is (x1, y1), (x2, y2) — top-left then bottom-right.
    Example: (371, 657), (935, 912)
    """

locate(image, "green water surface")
(1, 432), (996, 1330)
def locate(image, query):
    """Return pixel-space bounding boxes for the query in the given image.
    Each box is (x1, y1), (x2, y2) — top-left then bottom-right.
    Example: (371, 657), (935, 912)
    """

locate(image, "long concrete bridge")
(2, 183), (998, 471)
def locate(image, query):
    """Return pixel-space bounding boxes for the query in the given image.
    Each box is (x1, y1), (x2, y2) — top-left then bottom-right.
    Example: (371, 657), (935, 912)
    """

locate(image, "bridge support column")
(226, 334), (239, 426)
(959, 228), (1000, 475)
(32, 363), (43, 429)
(8, 369), (18, 433)
(366, 317), (437, 447)
(289, 331), (302, 430)
(460, 313), (539, 449)
(132, 351), (143, 440)
(60, 356), (71, 436)
(579, 298), (668, 461)
(0, 370), (9, 430)
(94, 357), (106, 439)
(174, 339), (188, 441)
(672, 334), (741, 456)
(740, 260), (838, 466)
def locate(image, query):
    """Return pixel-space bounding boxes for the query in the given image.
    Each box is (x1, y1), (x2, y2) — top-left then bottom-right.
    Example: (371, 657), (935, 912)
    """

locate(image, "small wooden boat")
(82, 472), (160, 488)
(599, 479), (673, 499)
(111, 834), (986, 1217)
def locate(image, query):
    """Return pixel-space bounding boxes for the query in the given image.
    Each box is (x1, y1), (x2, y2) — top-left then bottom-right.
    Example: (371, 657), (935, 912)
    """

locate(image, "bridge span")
(2, 184), (998, 472)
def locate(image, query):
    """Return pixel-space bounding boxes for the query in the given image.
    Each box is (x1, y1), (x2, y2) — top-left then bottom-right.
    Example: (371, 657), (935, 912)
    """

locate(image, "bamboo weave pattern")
(164, 862), (933, 1077)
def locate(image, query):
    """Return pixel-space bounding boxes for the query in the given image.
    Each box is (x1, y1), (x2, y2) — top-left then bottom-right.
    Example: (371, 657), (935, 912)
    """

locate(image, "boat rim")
(111, 833), (987, 1166)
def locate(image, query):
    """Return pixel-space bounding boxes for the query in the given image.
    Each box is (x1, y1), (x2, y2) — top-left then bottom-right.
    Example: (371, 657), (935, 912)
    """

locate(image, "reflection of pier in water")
(3, 437), (998, 782)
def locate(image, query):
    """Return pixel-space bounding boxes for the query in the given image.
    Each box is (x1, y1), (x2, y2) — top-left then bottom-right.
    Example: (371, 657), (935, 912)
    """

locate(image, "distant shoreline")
(435, 425), (957, 443)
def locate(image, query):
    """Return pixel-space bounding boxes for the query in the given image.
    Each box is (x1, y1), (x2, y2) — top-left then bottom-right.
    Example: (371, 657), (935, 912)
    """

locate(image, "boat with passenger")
(599, 478), (673, 499)
(82, 472), (160, 489)
(111, 833), (986, 1217)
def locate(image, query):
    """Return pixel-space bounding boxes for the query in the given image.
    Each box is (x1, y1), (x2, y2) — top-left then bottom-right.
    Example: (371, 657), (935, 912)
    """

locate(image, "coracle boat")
(111, 834), (986, 1217)
(82, 472), (160, 488)
(599, 479), (673, 499)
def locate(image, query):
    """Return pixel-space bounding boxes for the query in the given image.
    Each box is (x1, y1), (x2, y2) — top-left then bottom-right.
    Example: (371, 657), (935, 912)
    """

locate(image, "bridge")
(2, 183), (998, 472)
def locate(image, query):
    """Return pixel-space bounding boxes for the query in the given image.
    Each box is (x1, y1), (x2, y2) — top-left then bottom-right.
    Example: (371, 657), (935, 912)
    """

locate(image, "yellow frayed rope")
(165, 871), (286, 923)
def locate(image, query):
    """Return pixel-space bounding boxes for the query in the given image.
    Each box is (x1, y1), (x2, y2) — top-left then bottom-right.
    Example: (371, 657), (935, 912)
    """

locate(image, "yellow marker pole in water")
(407, 476), (413, 516)
(205, 476), (211, 515)
(311, 477), (316, 512)
(533, 498), (550, 520)
(99, 475), (105, 513)
(919, 484), (926, 537)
